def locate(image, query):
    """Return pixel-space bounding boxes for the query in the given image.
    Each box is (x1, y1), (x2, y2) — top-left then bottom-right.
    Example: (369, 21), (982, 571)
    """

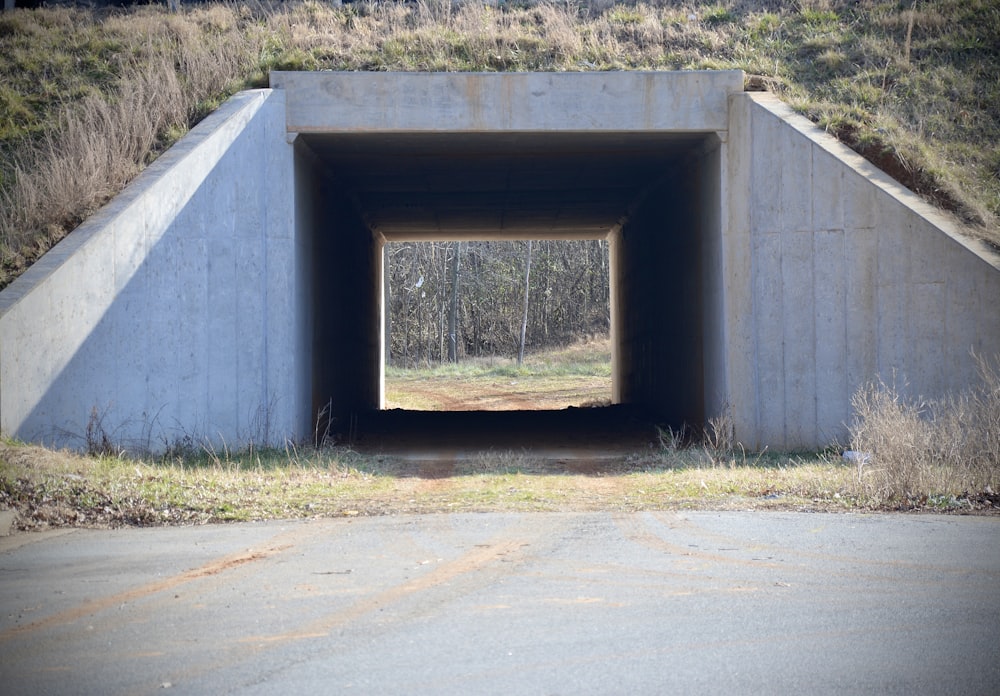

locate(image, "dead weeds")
(2, 438), (997, 536)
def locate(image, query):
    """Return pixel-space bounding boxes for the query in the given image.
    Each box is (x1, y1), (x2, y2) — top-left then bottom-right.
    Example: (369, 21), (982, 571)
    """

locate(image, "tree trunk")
(447, 241), (462, 363)
(517, 240), (532, 366)
(440, 242), (448, 363)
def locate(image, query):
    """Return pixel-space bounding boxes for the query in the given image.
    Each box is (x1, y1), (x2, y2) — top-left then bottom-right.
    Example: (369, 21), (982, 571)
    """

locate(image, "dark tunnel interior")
(293, 131), (723, 451)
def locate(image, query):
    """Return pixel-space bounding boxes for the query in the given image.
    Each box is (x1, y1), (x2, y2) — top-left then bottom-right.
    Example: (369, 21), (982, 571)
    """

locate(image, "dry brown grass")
(0, 5), (266, 282)
(3, 60), (178, 255)
(2, 1), (998, 288)
(0, 437), (863, 531)
(848, 354), (1000, 508)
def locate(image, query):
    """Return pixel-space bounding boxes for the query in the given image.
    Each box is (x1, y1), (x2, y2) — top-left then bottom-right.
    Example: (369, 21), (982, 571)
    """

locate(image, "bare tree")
(517, 240), (532, 366)
(447, 241), (462, 363)
(385, 239), (609, 365)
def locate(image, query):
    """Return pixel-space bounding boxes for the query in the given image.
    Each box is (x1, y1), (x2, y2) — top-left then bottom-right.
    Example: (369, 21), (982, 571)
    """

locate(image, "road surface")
(2, 512), (998, 695)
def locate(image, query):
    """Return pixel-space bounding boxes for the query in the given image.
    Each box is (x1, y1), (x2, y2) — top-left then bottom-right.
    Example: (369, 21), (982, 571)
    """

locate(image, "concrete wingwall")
(724, 92), (1000, 450)
(0, 89), (308, 451)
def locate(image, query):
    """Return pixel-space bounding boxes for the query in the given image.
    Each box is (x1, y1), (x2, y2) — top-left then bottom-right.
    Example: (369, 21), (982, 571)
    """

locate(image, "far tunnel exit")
(381, 239), (613, 412)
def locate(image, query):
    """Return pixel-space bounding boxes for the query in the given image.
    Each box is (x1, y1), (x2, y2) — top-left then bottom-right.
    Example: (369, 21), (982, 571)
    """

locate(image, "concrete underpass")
(2, 71), (998, 453)
(297, 129), (721, 449)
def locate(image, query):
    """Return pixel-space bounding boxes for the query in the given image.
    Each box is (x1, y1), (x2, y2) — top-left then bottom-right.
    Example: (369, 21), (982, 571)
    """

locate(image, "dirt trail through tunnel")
(350, 403), (661, 466)
(372, 345), (654, 469)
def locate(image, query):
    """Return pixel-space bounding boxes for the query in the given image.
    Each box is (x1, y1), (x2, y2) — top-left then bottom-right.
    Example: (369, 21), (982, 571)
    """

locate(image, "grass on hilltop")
(1, 0), (999, 288)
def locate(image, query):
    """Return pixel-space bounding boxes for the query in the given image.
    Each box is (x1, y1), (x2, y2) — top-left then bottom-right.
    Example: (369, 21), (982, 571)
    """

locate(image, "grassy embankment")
(1, 0), (999, 288)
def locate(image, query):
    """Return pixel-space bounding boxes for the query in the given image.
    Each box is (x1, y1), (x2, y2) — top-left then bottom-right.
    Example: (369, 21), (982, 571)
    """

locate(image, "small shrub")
(606, 5), (644, 26)
(847, 355), (1000, 506)
(816, 48), (848, 73)
(799, 8), (839, 28)
(702, 6), (735, 27)
(750, 13), (781, 40)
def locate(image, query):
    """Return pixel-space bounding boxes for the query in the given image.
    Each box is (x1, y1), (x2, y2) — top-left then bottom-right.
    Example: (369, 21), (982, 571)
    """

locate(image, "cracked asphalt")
(2, 511), (998, 695)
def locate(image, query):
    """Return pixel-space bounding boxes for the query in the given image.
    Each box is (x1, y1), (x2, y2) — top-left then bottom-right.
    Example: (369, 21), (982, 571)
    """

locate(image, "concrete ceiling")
(300, 132), (709, 240)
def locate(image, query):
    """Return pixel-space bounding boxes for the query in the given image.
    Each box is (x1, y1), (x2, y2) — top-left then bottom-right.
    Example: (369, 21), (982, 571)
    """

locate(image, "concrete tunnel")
(4, 70), (997, 452)
(297, 128), (722, 442)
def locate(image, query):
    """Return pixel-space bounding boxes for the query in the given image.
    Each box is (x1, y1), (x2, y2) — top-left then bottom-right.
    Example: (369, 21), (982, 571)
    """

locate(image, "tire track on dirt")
(386, 377), (608, 412)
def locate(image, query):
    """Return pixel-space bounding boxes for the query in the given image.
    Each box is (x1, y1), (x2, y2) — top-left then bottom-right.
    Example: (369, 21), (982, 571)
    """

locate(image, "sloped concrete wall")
(724, 92), (1000, 450)
(0, 89), (305, 451)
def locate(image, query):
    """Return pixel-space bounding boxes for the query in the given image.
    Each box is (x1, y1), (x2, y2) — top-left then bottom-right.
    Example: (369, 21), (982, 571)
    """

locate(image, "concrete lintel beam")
(271, 71), (744, 134)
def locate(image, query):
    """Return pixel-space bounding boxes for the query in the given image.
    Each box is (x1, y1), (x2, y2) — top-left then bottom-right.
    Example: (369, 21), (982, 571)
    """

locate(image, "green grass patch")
(386, 356), (611, 382)
(384, 339), (613, 410)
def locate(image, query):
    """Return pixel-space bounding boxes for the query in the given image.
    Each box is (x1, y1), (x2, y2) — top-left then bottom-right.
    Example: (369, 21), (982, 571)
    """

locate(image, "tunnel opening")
(382, 239), (612, 412)
(293, 130), (722, 452)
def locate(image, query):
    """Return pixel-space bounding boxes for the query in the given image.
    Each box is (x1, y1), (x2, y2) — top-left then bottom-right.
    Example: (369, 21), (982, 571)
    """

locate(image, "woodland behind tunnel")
(384, 239), (611, 367)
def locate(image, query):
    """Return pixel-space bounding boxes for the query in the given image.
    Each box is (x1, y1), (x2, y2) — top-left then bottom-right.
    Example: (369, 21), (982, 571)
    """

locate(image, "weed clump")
(847, 354), (1000, 508)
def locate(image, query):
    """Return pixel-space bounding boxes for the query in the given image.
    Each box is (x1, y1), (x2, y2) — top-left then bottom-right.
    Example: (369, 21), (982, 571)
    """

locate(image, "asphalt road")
(1, 512), (998, 695)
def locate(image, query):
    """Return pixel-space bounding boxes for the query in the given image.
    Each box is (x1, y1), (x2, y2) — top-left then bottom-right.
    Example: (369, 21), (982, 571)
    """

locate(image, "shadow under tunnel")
(295, 131), (723, 453)
(347, 405), (663, 462)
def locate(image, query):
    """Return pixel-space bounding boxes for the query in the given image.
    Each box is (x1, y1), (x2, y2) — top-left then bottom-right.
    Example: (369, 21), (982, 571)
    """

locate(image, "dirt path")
(372, 340), (640, 470)
(385, 375), (610, 411)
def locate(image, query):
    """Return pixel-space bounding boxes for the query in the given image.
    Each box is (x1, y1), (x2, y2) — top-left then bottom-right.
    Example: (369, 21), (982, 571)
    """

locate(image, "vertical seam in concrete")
(943, 263), (952, 376)
(719, 93), (759, 446)
(720, 101), (731, 434)
(744, 100), (761, 449)
(261, 95), (271, 431)
(874, 220), (882, 379)
(0, 314), (3, 432)
(809, 150), (819, 446)
(841, 224), (849, 433)
(753, 169), (763, 445)
(111, 220), (119, 423)
(810, 222), (818, 445)
(779, 231), (787, 447)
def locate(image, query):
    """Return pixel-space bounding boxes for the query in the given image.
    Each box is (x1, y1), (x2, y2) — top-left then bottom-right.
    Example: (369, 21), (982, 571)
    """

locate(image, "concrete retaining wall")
(725, 92), (1000, 450)
(0, 89), (305, 451)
